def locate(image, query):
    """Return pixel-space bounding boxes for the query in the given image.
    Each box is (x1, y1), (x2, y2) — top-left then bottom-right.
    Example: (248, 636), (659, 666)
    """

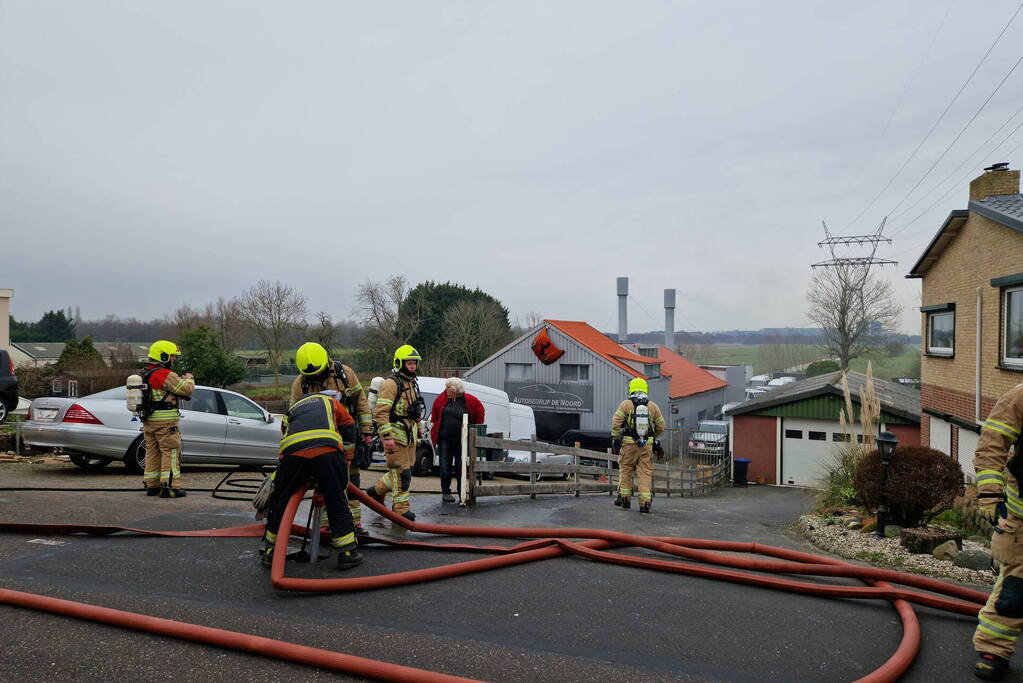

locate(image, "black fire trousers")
(265, 450), (354, 544)
(438, 439), (462, 495)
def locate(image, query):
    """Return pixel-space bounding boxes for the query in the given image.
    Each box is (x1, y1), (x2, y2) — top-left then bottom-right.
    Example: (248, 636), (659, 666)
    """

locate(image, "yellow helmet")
(392, 344), (422, 371)
(296, 342), (330, 376)
(628, 378), (648, 395)
(148, 340), (181, 364)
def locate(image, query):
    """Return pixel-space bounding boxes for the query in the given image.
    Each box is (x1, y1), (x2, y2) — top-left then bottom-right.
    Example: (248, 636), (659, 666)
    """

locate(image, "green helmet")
(392, 344), (422, 372)
(628, 378), (648, 395)
(296, 342), (330, 376)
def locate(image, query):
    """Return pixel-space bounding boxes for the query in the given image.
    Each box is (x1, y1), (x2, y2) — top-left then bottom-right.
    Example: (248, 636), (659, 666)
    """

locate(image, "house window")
(832, 433), (851, 442)
(674, 417), (685, 429)
(559, 364), (590, 381)
(926, 308), (955, 356)
(808, 431), (827, 441)
(785, 429), (803, 439)
(505, 363), (534, 381)
(1004, 286), (1023, 368)
(713, 404), (722, 417)
(697, 409), (706, 421)
(643, 363), (660, 378)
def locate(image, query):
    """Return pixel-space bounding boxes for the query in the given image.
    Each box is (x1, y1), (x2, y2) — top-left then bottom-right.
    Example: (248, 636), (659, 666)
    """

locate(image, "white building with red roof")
(465, 319), (730, 441)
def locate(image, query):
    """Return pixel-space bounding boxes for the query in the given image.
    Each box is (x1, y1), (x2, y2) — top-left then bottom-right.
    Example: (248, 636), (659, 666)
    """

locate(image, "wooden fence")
(462, 431), (729, 506)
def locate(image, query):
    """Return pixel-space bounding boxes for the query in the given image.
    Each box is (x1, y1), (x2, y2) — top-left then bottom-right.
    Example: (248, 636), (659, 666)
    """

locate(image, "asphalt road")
(0, 460), (1001, 682)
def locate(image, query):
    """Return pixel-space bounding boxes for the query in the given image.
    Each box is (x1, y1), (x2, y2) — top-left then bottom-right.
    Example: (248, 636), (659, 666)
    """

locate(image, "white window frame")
(926, 310), (955, 356)
(505, 363), (535, 381)
(1004, 285), (1023, 368)
(559, 364), (590, 381)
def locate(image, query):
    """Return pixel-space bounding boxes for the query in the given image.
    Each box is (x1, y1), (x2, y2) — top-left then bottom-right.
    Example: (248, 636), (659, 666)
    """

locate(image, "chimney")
(969, 162), (1020, 200)
(617, 277), (628, 343)
(664, 289), (676, 351)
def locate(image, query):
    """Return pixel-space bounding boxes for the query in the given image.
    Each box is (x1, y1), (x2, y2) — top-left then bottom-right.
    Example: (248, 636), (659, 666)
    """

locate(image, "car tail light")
(7, 358), (13, 376)
(63, 404), (103, 425)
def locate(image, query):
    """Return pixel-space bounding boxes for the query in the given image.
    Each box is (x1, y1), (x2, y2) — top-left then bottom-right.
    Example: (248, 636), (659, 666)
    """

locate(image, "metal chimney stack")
(617, 277), (629, 343)
(664, 289), (676, 351)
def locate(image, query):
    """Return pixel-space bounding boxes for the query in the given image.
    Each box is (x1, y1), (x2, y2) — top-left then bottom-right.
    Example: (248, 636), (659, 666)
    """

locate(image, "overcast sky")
(3, 1), (1022, 335)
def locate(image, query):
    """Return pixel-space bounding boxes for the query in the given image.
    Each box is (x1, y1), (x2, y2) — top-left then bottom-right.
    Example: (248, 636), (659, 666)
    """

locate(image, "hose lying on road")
(0, 484), (991, 683)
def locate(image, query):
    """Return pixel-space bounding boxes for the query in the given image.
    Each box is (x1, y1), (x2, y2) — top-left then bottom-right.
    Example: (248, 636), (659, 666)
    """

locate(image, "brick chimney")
(969, 162), (1020, 200)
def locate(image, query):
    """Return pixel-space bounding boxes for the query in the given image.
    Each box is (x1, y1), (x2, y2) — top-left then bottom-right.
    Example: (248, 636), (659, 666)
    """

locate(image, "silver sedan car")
(22, 385), (282, 472)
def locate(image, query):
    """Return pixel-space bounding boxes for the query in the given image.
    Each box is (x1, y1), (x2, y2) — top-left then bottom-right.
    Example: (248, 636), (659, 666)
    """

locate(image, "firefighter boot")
(259, 533), (276, 568)
(975, 652), (1010, 680)
(337, 542), (364, 571)
(614, 494), (631, 509)
(401, 510), (416, 522)
(160, 486), (187, 498)
(639, 501), (651, 514)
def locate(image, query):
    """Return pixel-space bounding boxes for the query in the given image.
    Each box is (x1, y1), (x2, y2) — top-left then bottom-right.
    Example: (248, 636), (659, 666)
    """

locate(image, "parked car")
(21, 385), (282, 472)
(767, 376), (796, 389)
(748, 374), (772, 388)
(560, 429), (617, 469)
(688, 420), (729, 456)
(744, 387), (769, 401)
(0, 350), (18, 423)
(500, 437), (572, 480)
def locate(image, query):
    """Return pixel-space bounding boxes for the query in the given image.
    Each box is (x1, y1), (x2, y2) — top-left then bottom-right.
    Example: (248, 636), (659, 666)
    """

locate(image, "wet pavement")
(0, 460), (998, 682)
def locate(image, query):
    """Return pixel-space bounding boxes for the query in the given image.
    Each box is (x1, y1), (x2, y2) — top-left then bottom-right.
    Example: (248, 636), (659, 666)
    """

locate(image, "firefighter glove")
(978, 493), (1008, 526)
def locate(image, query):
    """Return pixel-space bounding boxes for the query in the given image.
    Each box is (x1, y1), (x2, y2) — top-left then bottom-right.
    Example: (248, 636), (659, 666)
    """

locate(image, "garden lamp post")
(873, 431), (900, 539)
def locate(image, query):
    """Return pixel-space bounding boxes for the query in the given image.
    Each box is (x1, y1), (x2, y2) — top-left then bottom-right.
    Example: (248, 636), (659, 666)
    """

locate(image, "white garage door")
(958, 428), (980, 482)
(929, 417), (953, 458)
(782, 418), (841, 487)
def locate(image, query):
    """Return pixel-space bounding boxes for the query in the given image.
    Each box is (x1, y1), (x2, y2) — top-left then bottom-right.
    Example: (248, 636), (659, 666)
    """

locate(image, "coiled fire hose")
(0, 483), (991, 682)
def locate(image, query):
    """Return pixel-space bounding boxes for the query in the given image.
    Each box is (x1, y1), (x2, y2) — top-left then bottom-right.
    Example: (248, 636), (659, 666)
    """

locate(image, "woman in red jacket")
(429, 377), (485, 502)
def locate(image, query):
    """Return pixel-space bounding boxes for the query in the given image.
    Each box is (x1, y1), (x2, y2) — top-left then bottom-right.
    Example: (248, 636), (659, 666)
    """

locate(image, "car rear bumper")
(20, 422), (136, 459)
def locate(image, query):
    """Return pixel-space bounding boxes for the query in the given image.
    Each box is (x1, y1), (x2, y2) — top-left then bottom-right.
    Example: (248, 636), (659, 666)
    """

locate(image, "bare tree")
(238, 280), (308, 382)
(353, 276), (421, 363)
(312, 311), (339, 355)
(203, 297), (245, 353)
(807, 264), (901, 369)
(442, 299), (513, 367)
(169, 304), (203, 337)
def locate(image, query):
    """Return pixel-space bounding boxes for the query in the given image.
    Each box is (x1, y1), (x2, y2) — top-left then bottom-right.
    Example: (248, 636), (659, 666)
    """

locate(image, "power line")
(889, 102), (1023, 221)
(843, 0), (1023, 230)
(888, 116), (1023, 238)
(843, 0), (954, 221)
(886, 49), (1023, 217)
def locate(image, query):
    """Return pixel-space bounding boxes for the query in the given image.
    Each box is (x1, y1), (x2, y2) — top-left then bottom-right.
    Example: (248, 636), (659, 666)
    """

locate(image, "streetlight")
(873, 431), (900, 539)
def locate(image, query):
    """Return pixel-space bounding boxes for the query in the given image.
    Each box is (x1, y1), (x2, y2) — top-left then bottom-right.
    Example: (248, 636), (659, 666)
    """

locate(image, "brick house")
(726, 371), (920, 486)
(906, 164), (1023, 481)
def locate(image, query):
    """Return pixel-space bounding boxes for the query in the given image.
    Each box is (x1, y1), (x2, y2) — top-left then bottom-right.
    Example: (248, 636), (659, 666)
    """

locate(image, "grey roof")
(727, 370), (920, 423)
(11, 342), (66, 358)
(905, 210), (969, 278)
(971, 193), (1023, 234)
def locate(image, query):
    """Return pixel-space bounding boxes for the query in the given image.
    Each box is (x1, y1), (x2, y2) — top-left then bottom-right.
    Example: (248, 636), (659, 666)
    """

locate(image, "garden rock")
(900, 527), (963, 555)
(953, 549), (992, 571)
(884, 525), (903, 539)
(932, 540), (959, 562)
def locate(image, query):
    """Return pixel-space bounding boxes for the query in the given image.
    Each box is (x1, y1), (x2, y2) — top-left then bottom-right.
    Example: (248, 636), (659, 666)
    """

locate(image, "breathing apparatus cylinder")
(368, 377), (384, 412)
(632, 392), (650, 446)
(126, 374), (146, 414)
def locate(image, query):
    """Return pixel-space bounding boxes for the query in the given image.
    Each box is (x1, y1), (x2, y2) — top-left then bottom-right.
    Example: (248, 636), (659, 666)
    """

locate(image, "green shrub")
(815, 442), (863, 509)
(806, 359), (840, 377)
(852, 445), (964, 528)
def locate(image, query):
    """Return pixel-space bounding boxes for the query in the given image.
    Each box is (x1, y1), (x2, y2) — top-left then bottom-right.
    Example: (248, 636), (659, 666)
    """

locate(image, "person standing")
(290, 342), (373, 532)
(367, 345), (424, 521)
(259, 389), (363, 571)
(429, 377), (485, 502)
(140, 340), (195, 498)
(972, 383), (1023, 681)
(610, 378), (665, 513)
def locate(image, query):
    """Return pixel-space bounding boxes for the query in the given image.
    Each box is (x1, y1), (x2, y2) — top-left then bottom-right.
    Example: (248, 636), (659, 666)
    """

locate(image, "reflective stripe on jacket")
(974, 383), (1023, 515)
(143, 366), (195, 422)
(280, 394), (355, 456)
(288, 362), (373, 435)
(610, 398), (665, 444)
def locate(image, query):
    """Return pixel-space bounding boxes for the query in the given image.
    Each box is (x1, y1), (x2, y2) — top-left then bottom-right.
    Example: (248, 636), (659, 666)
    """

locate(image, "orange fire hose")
(0, 482), (991, 682)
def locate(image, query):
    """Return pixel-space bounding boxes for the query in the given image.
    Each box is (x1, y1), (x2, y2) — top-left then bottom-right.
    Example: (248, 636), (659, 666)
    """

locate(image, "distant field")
(682, 343), (920, 379)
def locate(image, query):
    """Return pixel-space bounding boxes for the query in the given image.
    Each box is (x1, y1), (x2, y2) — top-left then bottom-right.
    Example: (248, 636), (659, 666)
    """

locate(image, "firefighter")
(610, 378), (665, 513)
(290, 342), (373, 532)
(972, 383), (1023, 681)
(259, 388), (362, 570)
(141, 340), (195, 498)
(366, 344), (424, 521)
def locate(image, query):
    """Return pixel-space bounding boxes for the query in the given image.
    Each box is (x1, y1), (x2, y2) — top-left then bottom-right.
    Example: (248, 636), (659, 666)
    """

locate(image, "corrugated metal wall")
(465, 324), (669, 431)
(743, 394), (914, 424)
(669, 387), (727, 430)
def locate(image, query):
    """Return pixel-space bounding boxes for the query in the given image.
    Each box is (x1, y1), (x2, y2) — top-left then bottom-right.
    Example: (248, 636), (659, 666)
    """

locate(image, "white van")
(748, 374), (771, 388)
(766, 376), (796, 389)
(372, 375), (516, 475)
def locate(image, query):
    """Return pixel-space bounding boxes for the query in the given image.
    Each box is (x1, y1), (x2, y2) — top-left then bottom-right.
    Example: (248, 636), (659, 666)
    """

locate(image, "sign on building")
(505, 381), (594, 413)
